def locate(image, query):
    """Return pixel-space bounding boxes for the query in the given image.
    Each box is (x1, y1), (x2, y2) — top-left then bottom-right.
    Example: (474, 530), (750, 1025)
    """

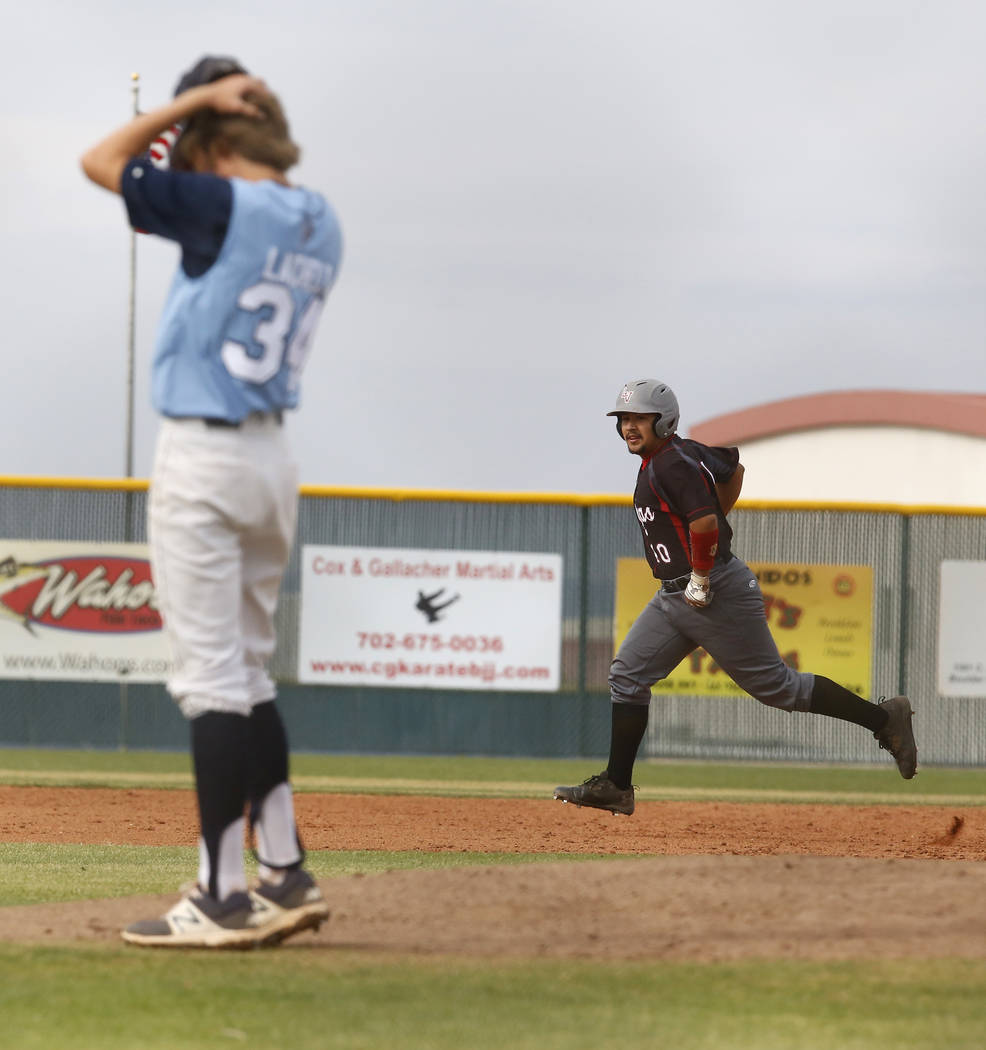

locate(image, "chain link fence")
(0, 480), (983, 764)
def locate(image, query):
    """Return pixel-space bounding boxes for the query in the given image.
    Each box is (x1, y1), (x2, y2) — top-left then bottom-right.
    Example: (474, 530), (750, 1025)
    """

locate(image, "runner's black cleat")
(553, 772), (635, 816)
(875, 695), (917, 779)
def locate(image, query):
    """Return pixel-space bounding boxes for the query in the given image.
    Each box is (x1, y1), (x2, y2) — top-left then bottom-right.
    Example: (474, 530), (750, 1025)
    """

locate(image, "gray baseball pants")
(610, 556), (815, 711)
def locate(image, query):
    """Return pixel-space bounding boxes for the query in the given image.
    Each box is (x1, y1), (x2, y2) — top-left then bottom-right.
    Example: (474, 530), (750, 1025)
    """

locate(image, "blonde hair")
(173, 90), (300, 173)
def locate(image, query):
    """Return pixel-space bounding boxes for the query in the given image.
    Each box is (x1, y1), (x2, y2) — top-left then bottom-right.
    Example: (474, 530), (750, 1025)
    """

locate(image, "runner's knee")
(609, 664), (654, 705)
(733, 667), (813, 712)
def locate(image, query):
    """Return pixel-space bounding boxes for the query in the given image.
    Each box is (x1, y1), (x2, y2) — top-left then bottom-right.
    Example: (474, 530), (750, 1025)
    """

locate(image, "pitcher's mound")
(3, 854), (985, 961)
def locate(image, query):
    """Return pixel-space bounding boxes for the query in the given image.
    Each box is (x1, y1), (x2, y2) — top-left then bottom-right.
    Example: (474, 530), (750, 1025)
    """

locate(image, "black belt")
(203, 411), (283, 428)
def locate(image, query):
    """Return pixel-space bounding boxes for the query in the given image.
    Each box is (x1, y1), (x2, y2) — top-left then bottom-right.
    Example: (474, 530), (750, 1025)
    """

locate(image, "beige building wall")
(728, 426), (986, 506)
(688, 391), (986, 508)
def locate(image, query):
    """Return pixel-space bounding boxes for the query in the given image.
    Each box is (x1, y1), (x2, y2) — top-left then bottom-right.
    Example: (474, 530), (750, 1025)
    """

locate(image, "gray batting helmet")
(607, 379), (679, 440)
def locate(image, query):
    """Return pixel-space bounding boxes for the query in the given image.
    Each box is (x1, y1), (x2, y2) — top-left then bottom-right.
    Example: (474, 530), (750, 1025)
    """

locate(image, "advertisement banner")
(938, 561), (986, 697)
(614, 560), (873, 698)
(298, 546), (563, 690)
(0, 541), (175, 682)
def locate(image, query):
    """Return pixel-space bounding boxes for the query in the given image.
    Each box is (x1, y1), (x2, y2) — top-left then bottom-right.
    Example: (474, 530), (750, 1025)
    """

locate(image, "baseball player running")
(81, 56), (342, 946)
(554, 380), (917, 816)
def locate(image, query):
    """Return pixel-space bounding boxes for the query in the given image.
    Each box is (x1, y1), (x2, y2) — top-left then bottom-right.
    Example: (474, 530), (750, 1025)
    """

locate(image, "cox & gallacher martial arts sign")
(298, 546), (563, 690)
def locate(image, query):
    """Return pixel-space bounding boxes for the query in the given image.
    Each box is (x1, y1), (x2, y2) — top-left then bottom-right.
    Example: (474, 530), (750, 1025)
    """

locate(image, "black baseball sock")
(247, 700), (304, 872)
(809, 676), (888, 733)
(606, 702), (649, 790)
(191, 711), (250, 899)
(248, 700), (290, 803)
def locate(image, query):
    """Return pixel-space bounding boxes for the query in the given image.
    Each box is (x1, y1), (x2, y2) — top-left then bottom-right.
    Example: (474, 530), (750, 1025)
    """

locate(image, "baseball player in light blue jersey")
(82, 56), (342, 948)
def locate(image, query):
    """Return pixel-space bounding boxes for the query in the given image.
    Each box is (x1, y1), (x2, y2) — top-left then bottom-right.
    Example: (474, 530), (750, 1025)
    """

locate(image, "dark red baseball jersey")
(631, 436), (740, 580)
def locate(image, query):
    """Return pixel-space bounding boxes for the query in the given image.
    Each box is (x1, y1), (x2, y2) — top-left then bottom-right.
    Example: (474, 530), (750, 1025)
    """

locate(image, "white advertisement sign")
(0, 541), (175, 682)
(938, 560), (986, 697)
(298, 546), (563, 691)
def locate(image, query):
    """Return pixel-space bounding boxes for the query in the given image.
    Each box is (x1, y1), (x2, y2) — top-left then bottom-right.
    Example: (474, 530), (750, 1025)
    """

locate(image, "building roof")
(689, 390), (986, 445)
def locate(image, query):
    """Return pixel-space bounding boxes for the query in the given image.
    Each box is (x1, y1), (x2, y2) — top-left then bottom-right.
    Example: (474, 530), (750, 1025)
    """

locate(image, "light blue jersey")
(150, 178), (342, 421)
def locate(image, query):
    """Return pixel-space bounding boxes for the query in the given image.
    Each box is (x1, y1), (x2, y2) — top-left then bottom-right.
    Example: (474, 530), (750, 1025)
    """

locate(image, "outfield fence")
(1, 477), (984, 766)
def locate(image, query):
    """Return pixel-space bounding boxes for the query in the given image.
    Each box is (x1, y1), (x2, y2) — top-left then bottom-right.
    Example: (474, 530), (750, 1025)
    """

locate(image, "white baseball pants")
(148, 416), (298, 719)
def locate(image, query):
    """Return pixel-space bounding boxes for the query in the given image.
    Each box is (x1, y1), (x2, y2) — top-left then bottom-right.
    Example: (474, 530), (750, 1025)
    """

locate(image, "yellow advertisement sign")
(613, 560), (873, 698)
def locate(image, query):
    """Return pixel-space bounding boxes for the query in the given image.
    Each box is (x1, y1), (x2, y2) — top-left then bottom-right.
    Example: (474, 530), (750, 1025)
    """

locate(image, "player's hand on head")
(200, 74), (269, 117)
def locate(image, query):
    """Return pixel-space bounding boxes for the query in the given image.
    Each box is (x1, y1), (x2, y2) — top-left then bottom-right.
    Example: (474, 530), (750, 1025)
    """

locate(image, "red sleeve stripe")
(651, 482), (690, 557)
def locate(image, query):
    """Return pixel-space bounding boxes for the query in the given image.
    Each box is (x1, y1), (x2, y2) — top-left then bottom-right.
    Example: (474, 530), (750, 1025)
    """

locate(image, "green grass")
(3, 750), (986, 1048)
(0, 844), (614, 906)
(1, 949), (985, 1050)
(1, 748), (985, 802)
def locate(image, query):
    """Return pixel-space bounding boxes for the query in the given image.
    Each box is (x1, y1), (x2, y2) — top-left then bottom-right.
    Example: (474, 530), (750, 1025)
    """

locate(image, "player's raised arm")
(80, 75), (267, 193)
(85, 53), (342, 950)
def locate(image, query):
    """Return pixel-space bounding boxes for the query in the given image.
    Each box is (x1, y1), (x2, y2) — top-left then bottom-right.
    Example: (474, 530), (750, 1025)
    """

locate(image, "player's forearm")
(79, 86), (212, 193)
(689, 514), (717, 534)
(683, 515), (718, 608)
(688, 515), (719, 568)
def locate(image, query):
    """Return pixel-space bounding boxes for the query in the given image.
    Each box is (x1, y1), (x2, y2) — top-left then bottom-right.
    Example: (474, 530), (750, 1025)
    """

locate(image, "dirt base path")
(2, 785), (984, 859)
(2, 786), (985, 960)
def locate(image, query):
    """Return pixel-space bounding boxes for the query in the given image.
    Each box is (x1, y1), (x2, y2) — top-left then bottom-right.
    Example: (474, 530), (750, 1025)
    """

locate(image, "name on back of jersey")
(262, 246), (334, 295)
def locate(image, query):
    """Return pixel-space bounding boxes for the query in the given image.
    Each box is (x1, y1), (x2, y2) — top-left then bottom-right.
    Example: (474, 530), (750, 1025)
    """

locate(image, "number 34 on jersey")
(221, 247), (336, 389)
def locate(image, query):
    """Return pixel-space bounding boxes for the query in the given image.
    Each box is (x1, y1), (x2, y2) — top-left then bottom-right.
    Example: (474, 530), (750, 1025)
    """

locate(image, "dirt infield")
(2, 786), (986, 959)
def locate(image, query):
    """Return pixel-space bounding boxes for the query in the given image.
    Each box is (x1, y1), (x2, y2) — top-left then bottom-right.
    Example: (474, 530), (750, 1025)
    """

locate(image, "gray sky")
(5, 1), (986, 493)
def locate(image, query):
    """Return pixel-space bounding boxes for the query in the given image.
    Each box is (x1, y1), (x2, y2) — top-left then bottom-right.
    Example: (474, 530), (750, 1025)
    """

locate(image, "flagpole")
(119, 73), (140, 750)
(125, 71), (139, 481)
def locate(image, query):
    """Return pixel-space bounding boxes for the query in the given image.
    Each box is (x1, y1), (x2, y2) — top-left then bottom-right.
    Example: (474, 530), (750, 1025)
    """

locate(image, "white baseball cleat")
(248, 869), (330, 946)
(122, 887), (259, 949)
